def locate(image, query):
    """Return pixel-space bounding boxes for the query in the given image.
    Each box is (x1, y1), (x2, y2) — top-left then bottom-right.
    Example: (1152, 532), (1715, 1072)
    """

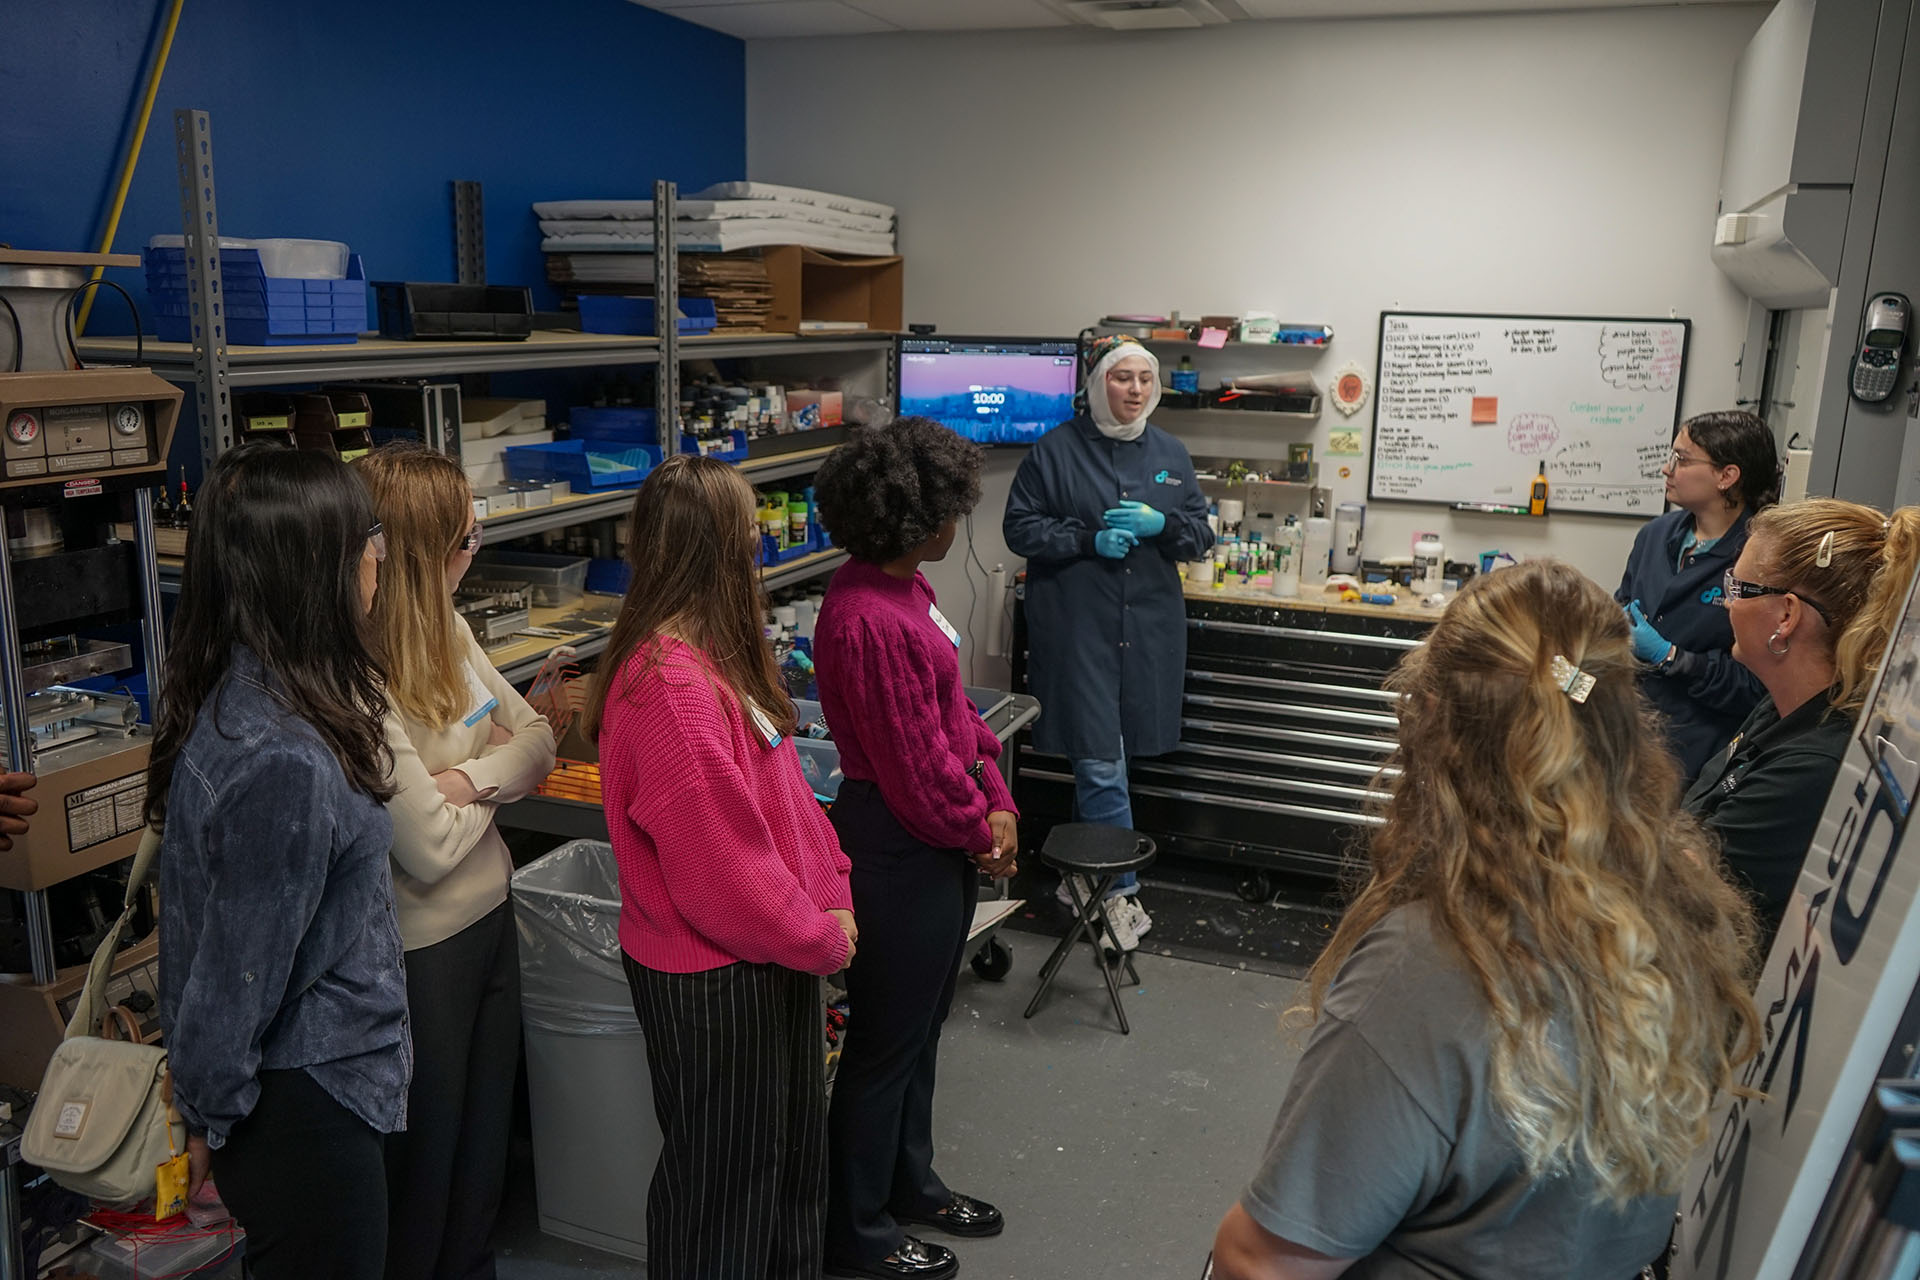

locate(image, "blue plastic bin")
(146, 247), (367, 346)
(504, 441), (661, 491)
(679, 429), (748, 463)
(585, 558), (631, 596)
(577, 295), (718, 337)
(569, 407), (659, 446)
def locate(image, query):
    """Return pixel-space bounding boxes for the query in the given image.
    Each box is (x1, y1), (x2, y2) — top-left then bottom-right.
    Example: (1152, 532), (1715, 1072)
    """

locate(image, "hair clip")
(1816, 531), (1836, 568)
(1886, 518), (1894, 535)
(1550, 655), (1596, 704)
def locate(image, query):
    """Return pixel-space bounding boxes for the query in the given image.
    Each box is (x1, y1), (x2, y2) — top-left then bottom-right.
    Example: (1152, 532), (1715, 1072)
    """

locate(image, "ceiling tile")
(655, 0), (895, 36)
(841, 0), (1068, 29)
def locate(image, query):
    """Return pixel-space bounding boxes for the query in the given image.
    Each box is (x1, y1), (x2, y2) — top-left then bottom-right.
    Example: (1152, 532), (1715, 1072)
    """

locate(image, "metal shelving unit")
(96, 122), (891, 688)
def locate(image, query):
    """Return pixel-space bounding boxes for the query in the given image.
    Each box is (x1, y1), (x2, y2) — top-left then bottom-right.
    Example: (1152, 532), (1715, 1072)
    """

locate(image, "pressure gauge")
(7, 411), (39, 445)
(112, 403), (145, 436)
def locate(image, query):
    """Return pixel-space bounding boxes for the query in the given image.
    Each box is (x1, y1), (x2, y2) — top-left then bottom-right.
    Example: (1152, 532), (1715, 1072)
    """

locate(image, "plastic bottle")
(1271, 518), (1303, 598)
(1172, 356), (1200, 395)
(1413, 532), (1446, 594)
(1302, 515), (1333, 584)
(1331, 503), (1365, 575)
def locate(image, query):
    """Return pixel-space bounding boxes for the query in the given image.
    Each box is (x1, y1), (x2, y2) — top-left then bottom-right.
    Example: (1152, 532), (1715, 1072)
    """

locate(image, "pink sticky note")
(1198, 328), (1229, 349)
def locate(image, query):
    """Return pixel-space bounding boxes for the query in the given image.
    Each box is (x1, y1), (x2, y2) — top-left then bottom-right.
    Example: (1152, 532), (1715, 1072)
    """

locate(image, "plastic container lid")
(147, 234), (255, 250)
(250, 239), (350, 279)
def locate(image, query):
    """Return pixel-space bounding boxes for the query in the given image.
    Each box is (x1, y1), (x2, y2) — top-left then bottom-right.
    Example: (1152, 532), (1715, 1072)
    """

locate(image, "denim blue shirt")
(158, 647), (410, 1147)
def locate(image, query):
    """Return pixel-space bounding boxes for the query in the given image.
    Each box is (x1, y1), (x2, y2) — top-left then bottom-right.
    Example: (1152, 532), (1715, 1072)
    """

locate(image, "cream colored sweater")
(383, 628), (557, 951)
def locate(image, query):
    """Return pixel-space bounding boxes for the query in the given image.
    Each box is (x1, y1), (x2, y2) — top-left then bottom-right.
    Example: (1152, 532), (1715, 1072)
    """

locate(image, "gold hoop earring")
(1767, 630), (1790, 656)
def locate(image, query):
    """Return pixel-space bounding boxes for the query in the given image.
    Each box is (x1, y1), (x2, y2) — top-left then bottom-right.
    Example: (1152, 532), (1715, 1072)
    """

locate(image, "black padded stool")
(1023, 823), (1157, 1034)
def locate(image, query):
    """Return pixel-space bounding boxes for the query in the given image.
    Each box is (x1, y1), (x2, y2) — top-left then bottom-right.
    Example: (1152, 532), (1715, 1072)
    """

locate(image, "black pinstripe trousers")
(622, 952), (829, 1280)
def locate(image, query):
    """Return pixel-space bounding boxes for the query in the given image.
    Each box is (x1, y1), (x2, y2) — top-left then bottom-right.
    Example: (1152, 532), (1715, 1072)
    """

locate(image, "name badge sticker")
(462, 663), (501, 729)
(750, 703), (785, 749)
(928, 602), (962, 648)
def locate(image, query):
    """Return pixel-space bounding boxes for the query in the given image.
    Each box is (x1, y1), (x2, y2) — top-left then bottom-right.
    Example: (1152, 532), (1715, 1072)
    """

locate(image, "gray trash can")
(513, 839), (661, 1262)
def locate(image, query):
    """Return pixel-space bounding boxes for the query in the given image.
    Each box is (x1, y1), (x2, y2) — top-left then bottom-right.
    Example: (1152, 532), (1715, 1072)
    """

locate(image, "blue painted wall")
(1, 0), (744, 330)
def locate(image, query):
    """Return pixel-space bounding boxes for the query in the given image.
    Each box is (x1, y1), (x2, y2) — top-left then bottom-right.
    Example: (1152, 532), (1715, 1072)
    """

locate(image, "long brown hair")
(1308, 559), (1760, 1205)
(351, 444), (474, 726)
(147, 443), (394, 824)
(584, 455), (793, 741)
(1747, 499), (1920, 710)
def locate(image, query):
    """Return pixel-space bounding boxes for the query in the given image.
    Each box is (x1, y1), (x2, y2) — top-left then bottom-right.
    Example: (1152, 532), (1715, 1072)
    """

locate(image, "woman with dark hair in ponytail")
(1686, 499), (1920, 952)
(1615, 410), (1780, 781)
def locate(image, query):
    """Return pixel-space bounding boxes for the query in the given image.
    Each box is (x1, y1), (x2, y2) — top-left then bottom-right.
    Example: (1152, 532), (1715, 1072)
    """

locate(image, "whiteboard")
(1367, 312), (1691, 516)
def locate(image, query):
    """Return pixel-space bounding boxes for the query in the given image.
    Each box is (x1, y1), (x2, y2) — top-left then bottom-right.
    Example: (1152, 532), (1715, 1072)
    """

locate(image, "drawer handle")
(1188, 617), (1424, 652)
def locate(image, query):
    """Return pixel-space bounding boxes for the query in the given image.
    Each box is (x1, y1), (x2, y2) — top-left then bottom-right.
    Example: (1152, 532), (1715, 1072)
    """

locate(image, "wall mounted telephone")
(1852, 292), (1909, 403)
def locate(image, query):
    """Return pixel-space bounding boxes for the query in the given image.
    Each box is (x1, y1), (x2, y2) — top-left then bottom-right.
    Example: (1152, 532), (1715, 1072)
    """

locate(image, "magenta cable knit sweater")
(600, 637), (853, 975)
(814, 560), (1018, 853)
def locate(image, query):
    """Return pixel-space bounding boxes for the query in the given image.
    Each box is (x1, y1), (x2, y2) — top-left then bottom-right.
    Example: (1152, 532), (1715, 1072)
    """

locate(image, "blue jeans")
(1071, 756), (1137, 897)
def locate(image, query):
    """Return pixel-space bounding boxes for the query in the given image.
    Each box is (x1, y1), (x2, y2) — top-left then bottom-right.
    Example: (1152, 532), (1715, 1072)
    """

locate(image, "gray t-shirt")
(1242, 905), (1674, 1278)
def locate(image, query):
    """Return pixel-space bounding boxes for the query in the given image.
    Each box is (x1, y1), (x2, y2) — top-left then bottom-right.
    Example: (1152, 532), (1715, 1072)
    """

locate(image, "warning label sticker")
(66, 772), (147, 855)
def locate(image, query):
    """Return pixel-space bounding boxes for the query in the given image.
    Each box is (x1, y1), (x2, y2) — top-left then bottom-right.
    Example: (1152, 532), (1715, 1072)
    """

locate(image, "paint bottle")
(1413, 532), (1446, 594)
(789, 496), (811, 547)
(1173, 355), (1200, 395)
(1271, 518), (1303, 598)
(1302, 515), (1333, 583)
(1529, 464), (1549, 516)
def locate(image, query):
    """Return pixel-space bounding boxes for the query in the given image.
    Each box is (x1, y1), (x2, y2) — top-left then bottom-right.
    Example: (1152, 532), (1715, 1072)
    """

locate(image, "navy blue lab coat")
(1005, 416), (1215, 759)
(1614, 507), (1765, 781)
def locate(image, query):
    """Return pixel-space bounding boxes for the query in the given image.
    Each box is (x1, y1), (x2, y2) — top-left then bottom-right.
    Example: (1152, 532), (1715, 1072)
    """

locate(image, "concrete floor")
(494, 946), (1307, 1280)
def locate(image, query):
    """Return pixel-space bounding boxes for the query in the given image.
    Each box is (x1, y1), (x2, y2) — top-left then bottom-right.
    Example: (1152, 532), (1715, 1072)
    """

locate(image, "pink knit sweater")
(814, 560), (1017, 853)
(600, 637), (853, 975)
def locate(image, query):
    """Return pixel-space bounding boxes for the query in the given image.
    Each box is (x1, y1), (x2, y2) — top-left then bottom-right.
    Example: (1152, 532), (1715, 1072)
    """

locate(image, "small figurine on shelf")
(152, 481), (174, 527)
(171, 468), (193, 530)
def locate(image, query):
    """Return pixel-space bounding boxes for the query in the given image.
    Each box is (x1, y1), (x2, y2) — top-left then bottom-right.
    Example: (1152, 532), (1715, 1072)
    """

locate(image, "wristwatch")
(1656, 646), (1682, 676)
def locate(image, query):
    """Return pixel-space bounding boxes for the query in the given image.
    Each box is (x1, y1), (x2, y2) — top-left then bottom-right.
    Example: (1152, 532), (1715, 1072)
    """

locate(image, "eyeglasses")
(1666, 450), (1713, 470)
(1722, 569), (1832, 626)
(460, 523), (483, 554)
(366, 522), (387, 563)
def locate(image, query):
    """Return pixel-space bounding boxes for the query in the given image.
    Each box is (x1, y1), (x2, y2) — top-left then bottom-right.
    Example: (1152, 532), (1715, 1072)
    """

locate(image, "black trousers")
(824, 780), (980, 1265)
(384, 902), (521, 1280)
(623, 952), (828, 1280)
(211, 1068), (387, 1280)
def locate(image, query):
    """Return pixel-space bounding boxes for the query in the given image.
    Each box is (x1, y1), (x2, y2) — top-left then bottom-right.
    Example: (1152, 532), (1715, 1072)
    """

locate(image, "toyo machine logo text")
(1154, 469), (1182, 486)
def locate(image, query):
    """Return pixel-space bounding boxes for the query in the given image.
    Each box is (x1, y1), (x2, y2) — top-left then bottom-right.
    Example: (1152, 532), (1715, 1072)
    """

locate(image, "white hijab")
(1086, 342), (1161, 442)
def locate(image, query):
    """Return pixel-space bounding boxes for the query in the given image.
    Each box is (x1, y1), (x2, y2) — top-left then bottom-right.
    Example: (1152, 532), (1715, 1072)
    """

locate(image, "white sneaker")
(1054, 874), (1088, 911)
(1099, 900), (1140, 953)
(1118, 897), (1152, 939)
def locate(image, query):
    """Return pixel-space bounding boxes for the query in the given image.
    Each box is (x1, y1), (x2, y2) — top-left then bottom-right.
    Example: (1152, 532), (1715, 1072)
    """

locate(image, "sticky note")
(1198, 328), (1229, 350)
(1472, 396), (1499, 424)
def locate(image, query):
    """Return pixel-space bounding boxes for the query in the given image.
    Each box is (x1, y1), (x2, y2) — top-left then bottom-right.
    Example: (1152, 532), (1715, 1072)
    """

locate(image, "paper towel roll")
(1785, 447), (1812, 503)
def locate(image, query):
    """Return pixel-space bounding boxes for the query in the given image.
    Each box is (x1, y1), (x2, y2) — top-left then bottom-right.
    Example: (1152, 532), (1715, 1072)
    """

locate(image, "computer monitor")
(896, 336), (1080, 445)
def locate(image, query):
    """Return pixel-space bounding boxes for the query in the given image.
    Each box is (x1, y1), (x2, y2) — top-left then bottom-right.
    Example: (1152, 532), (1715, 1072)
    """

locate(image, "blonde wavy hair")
(350, 444), (474, 727)
(1746, 499), (1920, 711)
(1308, 559), (1761, 1206)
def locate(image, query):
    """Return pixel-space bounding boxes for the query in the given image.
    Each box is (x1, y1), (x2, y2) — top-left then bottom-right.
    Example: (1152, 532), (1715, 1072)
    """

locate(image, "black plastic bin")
(374, 282), (533, 341)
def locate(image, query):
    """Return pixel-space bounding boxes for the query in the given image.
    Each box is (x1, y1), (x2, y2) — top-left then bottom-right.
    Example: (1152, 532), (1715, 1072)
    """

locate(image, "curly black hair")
(814, 417), (985, 564)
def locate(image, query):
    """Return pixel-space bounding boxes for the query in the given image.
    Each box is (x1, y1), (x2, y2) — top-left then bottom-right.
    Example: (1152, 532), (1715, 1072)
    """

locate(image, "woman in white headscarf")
(1004, 335), (1215, 948)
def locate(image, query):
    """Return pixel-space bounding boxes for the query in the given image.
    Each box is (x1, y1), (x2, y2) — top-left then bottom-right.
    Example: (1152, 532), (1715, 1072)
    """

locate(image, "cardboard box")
(763, 246), (903, 334)
(0, 737), (152, 893)
(786, 390), (844, 430)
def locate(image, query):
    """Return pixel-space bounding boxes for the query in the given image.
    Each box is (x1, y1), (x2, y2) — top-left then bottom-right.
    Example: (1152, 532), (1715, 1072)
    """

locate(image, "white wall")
(748, 4), (1769, 681)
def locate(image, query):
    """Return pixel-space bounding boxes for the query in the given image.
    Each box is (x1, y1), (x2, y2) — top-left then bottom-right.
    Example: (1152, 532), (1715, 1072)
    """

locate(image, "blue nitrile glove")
(1625, 600), (1674, 665)
(1093, 528), (1139, 559)
(1103, 500), (1167, 539)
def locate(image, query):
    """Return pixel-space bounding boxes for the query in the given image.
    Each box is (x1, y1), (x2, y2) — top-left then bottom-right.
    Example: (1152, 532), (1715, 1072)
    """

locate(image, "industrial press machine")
(0, 249), (182, 1089)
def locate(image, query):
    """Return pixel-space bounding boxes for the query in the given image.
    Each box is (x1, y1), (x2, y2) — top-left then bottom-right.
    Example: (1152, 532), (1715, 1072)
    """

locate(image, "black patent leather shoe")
(825, 1236), (959, 1279)
(898, 1192), (1004, 1238)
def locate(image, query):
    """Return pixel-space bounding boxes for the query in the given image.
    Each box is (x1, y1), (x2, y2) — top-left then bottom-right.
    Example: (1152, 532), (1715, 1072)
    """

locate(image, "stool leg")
(1087, 878), (1132, 1034)
(1025, 873), (1102, 1019)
